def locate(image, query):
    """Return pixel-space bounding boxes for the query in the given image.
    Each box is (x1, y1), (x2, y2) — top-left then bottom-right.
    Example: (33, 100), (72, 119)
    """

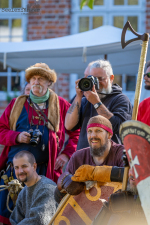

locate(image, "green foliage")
(80, 0), (94, 9)
(2, 86), (19, 103)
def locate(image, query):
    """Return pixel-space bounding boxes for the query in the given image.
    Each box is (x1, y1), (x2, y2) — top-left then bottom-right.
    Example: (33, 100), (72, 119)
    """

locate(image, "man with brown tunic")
(55, 115), (124, 204)
(66, 115), (124, 179)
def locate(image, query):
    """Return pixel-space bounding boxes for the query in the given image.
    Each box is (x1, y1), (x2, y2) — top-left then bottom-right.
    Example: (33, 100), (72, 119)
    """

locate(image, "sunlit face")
(30, 75), (50, 97)
(90, 67), (114, 96)
(144, 67), (150, 90)
(87, 126), (112, 157)
(24, 83), (31, 95)
(13, 155), (36, 184)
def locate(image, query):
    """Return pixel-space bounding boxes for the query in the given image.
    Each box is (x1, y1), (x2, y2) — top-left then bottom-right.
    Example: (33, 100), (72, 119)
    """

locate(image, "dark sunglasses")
(144, 73), (150, 78)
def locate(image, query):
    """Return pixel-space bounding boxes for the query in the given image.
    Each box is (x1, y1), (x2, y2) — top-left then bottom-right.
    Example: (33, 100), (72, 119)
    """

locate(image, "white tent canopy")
(0, 25), (146, 75)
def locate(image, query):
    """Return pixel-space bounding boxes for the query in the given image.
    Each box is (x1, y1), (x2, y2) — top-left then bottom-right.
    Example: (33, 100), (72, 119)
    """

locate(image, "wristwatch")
(94, 102), (102, 109)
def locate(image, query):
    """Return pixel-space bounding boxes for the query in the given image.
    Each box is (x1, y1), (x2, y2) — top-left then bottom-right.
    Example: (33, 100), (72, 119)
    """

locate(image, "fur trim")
(9, 95), (28, 131)
(25, 63), (57, 83)
(47, 89), (60, 132)
(9, 90), (60, 132)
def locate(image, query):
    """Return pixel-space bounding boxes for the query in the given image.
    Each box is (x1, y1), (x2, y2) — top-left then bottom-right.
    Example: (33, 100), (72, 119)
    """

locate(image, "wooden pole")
(122, 38), (149, 191)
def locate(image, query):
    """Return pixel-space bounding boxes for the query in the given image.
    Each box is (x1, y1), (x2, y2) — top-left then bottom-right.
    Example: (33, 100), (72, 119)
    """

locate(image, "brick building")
(27, 0), (71, 99)
(146, 0), (150, 33)
(0, 0), (149, 112)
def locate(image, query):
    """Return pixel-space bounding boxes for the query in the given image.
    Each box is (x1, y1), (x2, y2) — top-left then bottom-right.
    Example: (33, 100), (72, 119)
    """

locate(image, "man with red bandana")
(54, 115), (124, 204)
(66, 115), (124, 179)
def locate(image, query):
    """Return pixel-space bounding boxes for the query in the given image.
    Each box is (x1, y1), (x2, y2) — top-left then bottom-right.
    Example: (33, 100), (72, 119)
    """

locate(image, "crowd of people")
(0, 59), (149, 225)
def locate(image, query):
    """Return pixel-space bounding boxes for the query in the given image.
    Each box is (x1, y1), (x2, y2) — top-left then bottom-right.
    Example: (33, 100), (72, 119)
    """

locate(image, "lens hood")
(78, 78), (93, 91)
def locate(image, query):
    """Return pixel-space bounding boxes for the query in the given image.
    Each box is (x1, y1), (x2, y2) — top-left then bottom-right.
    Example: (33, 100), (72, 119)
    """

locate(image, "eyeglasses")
(144, 73), (150, 78)
(97, 77), (106, 82)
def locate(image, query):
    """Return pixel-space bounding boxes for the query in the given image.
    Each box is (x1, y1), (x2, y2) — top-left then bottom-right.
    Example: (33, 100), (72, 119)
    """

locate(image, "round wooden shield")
(120, 120), (150, 225)
(53, 182), (122, 225)
(120, 120), (150, 185)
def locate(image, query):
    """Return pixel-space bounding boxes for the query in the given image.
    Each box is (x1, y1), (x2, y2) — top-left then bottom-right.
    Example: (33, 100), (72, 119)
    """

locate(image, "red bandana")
(87, 123), (113, 135)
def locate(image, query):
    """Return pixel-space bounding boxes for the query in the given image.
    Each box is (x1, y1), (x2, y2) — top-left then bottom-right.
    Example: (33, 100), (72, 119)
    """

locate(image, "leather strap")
(29, 98), (60, 149)
(30, 98), (55, 131)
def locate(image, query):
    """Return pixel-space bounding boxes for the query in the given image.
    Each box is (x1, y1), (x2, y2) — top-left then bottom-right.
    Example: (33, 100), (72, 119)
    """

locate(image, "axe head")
(121, 21), (149, 49)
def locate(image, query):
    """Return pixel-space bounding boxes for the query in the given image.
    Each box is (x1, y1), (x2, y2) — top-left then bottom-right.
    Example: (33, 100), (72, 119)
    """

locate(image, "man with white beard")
(65, 59), (132, 149)
(0, 63), (79, 225)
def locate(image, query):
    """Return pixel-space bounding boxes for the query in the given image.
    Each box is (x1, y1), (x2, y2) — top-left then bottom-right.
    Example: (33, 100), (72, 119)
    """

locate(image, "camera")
(78, 75), (99, 91)
(28, 129), (42, 147)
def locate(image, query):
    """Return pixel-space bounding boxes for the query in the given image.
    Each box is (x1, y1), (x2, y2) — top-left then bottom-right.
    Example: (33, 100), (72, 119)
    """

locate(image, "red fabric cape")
(0, 96), (79, 183)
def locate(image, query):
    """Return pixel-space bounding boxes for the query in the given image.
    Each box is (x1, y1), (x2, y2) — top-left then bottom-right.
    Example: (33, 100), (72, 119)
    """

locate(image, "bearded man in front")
(66, 115), (124, 176)
(10, 151), (57, 225)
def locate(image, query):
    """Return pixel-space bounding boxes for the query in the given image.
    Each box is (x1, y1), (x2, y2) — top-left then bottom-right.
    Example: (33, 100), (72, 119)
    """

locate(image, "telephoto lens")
(78, 78), (93, 91)
(78, 75), (99, 91)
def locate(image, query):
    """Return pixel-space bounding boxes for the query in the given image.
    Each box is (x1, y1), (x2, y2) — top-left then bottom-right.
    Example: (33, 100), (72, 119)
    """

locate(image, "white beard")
(98, 78), (112, 99)
(31, 85), (43, 94)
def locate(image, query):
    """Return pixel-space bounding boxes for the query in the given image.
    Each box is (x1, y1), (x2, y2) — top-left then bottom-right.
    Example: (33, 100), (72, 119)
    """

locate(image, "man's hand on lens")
(16, 132), (31, 144)
(84, 85), (100, 105)
(75, 79), (83, 98)
(54, 154), (69, 170)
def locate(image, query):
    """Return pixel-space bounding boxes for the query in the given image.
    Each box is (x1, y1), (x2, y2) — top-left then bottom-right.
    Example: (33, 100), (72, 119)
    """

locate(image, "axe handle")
(132, 39), (149, 120)
(48, 193), (70, 225)
(122, 166), (129, 191)
(122, 40), (148, 191)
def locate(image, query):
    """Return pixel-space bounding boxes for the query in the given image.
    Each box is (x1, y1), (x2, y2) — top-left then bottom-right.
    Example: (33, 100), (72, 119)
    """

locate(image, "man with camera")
(65, 59), (132, 149)
(0, 63), (79, 225)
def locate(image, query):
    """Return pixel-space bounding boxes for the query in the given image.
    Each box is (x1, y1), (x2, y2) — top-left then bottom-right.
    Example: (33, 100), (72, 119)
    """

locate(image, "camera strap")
(29, 98), (60, 150)
(31, 100), (55, 131)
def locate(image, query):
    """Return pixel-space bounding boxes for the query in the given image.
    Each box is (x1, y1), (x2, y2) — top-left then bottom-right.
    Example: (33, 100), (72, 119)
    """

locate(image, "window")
(113, 16), (138, 31)
(0, 19), (23, 42)
(93, 16), (103, 29)
(0, 0), (9, 8)
(114, 0), (124, 5)
(113, 16), (124, 29)
(79, 17), (89, 33)
(0, 77), (7, 91)
(11, 19), (22, 42)
(94, 0), (104, 5)
(11, 76), (20, 91)
(114, 0), (138, 5)
(0, 20), (9, 42)
(0, 64), (21, 96)
(79, 0), (103, 6)
(128, 0), (138, 5)
(0, 0), (21, 8)
(0, 0), (23, 42)
(126, 75), (136, 91)
(12, 0), (21, 8)
(127, 16), (138, 31)
(113, 75), (122, 87)
(79, 16), (103, 32)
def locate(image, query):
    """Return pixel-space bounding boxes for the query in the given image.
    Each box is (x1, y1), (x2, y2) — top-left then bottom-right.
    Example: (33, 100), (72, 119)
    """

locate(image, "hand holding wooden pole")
(121, 21), (149, 191)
